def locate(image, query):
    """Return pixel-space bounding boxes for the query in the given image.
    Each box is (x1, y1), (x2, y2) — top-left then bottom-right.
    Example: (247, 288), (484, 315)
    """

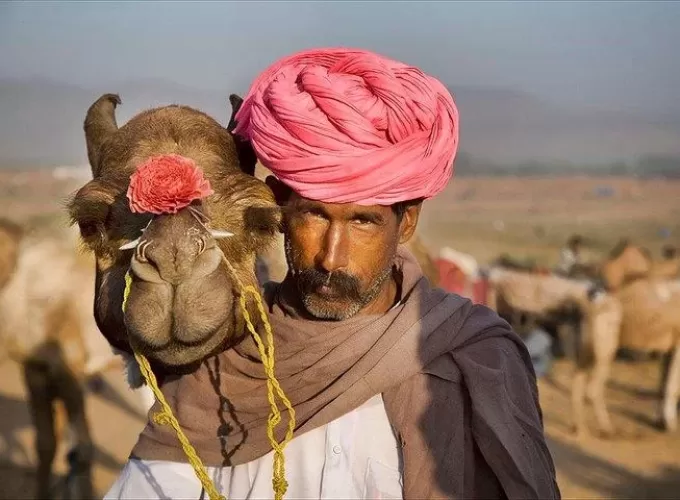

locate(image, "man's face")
(281, 190), (418, 321)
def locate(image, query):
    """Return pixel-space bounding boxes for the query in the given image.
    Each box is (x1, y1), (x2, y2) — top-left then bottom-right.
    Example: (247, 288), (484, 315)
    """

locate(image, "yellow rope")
(121, 259), (296, 500)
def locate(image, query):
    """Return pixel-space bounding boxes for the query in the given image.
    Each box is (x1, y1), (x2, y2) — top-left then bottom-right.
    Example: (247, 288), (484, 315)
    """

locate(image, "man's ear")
(398, 203), (422, 244)
(265, 175), (294, 207)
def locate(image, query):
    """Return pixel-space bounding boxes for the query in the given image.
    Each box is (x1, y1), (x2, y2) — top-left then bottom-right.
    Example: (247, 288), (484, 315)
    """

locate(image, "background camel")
(485, 239), (680, 439)
(650, 245), (680, 280)
(600, 240), (653, 292)
(0, 217), (151, 499)
(571, 242), (680, 438)
(484, 265), (593, 359)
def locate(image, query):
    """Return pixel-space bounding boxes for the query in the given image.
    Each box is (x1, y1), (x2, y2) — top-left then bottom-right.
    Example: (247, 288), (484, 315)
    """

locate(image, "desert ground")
(1, 168), (679, 499)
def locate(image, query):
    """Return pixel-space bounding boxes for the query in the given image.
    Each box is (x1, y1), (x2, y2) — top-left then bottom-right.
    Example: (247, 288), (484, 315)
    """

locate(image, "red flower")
(127, 154), (214, 215)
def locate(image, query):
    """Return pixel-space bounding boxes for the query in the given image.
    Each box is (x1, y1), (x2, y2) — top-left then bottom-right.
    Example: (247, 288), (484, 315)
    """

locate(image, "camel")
(599, 239), (653, 292)
(650, 245), (680, 280)
(485, 266), (593, 357)
(0, 217), (153, 499)
(486, 267), (588, 313)
(67, 92), (281, 383)
(484, 241), (680, 438)
(571, 240), (680, 438)
(487, 239), (674, 345)
(66, 93), (315, 499)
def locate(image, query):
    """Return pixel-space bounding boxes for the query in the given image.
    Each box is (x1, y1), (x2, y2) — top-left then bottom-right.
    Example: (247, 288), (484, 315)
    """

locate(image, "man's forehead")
(290, 192), (391, 214)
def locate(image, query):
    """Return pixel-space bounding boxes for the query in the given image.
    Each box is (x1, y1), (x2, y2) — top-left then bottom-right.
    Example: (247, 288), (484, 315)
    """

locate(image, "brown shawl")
(131, 247), (560, 499)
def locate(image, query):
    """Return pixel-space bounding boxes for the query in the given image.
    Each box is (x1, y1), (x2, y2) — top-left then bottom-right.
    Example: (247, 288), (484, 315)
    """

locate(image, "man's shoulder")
(429, 287), (515, 343)
(415, 287), (529, 378)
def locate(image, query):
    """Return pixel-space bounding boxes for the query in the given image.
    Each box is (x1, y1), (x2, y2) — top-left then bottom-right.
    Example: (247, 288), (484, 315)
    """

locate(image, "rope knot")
(272, 477), (288, 500)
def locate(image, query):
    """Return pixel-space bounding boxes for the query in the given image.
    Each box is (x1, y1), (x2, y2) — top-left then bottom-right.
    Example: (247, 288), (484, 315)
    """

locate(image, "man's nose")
(318, 224), (349, 273)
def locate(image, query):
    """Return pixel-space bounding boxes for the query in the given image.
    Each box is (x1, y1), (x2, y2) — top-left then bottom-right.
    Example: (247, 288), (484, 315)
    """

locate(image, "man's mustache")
(296, 268), (361, 300)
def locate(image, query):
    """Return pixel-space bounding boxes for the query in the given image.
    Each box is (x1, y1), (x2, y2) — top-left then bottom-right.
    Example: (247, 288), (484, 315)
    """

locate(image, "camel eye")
(78, 221), (100, 240)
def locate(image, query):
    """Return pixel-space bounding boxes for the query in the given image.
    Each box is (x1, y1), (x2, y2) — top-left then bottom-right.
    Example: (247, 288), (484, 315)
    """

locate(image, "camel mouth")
(116, 206), (250, 367)
(128, 314), (231, 367)
(123, 244), (235, 367)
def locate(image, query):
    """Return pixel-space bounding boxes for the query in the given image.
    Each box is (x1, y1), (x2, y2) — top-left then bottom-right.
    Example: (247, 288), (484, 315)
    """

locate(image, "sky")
(1, 1), (679, 115)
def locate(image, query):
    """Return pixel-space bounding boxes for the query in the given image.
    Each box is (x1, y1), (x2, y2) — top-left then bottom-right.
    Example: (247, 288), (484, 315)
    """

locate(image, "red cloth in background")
(435, 257), (488, 305)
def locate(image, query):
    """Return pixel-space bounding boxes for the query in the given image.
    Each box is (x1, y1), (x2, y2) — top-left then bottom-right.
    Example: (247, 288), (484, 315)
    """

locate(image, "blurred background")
(1, 1), (679, 498)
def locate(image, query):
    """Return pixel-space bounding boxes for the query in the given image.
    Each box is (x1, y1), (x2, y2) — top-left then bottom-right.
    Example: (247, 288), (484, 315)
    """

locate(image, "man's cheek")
(289, 230), (324, 263)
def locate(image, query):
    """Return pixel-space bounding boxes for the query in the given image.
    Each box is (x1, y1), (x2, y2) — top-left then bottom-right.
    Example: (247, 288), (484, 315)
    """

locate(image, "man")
(107, 48), (559, 499)
(515, 312), (554, 379)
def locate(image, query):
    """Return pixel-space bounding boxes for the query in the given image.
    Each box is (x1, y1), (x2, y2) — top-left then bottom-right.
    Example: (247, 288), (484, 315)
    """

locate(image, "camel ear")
(227, 94), (244, 132)
(67, 178), (118, 248)
(84, 94), (121, 177)
(227, 94), (258, 177)
(265, 176), (293, 206)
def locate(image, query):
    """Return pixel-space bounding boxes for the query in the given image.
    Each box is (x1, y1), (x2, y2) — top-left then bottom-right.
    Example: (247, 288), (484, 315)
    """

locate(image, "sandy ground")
(1, 355), (679, 499)
(0, 359), (147, 500)
(541, 359), (680, 499)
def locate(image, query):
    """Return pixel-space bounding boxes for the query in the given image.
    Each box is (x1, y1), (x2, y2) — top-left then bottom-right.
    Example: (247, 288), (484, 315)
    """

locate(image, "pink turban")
(233, 47), (459, 206)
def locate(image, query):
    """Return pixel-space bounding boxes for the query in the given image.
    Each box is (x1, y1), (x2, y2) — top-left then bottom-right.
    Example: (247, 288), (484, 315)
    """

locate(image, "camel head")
(67, 94), (281, 368)
(0, 218), (23, 290)
(601, 239), (652, 291)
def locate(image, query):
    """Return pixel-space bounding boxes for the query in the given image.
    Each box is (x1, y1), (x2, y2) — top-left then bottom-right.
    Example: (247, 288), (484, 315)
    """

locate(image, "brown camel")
(599, 239), (679, 286)
(599, 239), (653, 291)
(572, 242), (680, 438)
(485, 240), (680, 437)
(650, 250), (680, 280)
(67, 93), (280, 375)
(0, 218), (146, 499)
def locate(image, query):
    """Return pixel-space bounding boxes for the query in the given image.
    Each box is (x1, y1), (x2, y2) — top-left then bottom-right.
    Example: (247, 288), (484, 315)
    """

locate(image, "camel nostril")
(136, 240), (150, 263)
(196, 236), (206, 256)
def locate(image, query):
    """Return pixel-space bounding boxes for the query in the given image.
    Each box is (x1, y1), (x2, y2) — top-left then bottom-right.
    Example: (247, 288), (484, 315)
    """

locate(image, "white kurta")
(105, 394), (404, 500)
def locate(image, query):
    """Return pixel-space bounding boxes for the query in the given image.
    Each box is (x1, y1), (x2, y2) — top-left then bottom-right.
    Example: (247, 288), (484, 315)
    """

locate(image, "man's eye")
(353, 218), (372, 225)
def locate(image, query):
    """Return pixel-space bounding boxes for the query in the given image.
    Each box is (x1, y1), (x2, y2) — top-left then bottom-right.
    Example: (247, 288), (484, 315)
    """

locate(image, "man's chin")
(302, 295), (361, 321)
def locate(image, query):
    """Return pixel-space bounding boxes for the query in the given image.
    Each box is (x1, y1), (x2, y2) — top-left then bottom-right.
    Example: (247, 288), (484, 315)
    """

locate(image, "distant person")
(517, 313), (553, 378)
(556, 235), (583, 277)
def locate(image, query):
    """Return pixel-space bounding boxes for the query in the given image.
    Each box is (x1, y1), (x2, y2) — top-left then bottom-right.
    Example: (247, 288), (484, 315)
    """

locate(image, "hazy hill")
(1, 77), (679, 168)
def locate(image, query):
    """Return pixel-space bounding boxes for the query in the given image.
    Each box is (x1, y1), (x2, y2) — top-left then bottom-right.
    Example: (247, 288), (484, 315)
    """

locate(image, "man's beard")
(284, 238), (392, 321)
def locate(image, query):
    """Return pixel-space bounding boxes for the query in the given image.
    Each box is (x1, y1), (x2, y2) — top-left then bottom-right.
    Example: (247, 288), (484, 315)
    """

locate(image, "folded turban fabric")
(233, 47), (459, 206)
